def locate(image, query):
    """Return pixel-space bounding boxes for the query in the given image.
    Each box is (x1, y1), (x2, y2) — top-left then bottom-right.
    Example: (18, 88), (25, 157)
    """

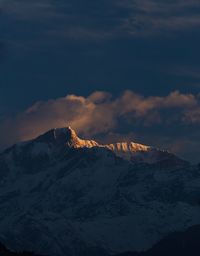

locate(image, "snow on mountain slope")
(0, 127), (198, 256)
(11, 126), (187, 166)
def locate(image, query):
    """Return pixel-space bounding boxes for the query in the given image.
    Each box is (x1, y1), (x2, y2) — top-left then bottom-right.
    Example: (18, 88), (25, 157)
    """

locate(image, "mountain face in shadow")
(0, 127), (199, 256)
(1, 225), (200, 256)
(0, 242), (42, 256)
(117, 225), (200, 256)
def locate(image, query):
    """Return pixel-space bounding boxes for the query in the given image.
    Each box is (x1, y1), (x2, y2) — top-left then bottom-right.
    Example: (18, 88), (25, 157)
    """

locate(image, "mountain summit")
(30, 126), (186, 165)
(36, 126), (98, 148)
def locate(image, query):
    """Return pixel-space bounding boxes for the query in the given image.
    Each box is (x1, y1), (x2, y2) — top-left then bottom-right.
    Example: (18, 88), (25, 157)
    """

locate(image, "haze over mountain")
(0, 127), (199, 256)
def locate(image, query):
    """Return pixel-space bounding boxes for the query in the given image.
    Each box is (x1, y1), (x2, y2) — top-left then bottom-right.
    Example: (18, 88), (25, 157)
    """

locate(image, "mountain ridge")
(0, 126), (197, 256)
(7, 126), (188, 166)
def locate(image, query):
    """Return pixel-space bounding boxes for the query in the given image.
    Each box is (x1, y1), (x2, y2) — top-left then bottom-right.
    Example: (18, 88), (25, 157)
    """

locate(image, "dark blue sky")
(0, 0), (200, 162)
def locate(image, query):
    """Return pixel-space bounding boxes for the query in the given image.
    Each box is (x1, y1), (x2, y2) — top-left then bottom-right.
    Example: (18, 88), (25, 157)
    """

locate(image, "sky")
(0, 0), (200, 162)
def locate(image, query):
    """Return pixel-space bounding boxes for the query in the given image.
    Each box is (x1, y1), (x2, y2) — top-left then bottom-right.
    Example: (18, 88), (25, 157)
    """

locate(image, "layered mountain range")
(0, 127), (199, 256)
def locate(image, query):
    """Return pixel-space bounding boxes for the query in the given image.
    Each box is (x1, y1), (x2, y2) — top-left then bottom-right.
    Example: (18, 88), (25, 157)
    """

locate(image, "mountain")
(6, 126), (188, 165)
(117, 224), (200, 256)
(0, 127), (199, 256)
(0, 242), (42, 256)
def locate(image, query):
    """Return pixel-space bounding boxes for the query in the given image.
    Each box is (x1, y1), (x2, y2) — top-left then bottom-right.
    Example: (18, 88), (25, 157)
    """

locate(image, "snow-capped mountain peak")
(53, 126), (99, 148)
(32, 126), (154, 160)
(34, 126), (98, 149)
(34, 126), (152, 153)
(53, 126), (78, 142)
(38, 126), (150, 152)
(15, 126), (186, 165)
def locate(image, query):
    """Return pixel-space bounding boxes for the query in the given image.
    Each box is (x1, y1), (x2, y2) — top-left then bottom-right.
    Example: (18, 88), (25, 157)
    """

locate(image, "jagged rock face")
(0, 127), (198, 256)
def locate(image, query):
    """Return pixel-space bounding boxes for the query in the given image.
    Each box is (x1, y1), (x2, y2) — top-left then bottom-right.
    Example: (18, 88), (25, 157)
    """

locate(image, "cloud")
(2, 0), (200, 44)
(1, 90), (200, 162)
(183, 107), (200, 124)
(117, 0), (200, 36)
(171, 66), (200, 81)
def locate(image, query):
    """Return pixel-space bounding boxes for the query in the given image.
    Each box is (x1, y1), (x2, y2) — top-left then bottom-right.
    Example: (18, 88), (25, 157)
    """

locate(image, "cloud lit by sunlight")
(0, 90), (200, 162)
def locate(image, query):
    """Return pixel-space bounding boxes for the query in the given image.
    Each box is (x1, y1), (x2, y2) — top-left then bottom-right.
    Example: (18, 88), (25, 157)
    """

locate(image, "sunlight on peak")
(53, 126), (152, 156)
